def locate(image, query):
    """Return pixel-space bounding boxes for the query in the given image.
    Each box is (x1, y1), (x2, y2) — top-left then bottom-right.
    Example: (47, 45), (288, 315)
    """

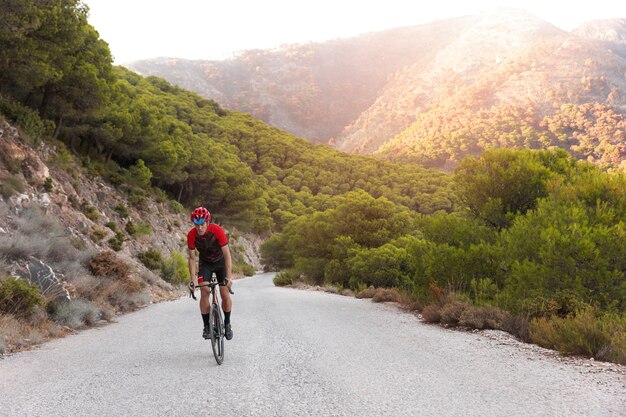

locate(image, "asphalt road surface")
(1, 272), (624, 416)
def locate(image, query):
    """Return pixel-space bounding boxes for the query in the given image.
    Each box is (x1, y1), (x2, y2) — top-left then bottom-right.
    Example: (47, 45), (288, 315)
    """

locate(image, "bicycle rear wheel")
(210, 304), (224, 364)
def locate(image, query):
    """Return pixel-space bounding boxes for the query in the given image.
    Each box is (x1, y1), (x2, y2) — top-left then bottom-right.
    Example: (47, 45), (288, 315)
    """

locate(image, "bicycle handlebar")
(188, 280), (234, 300)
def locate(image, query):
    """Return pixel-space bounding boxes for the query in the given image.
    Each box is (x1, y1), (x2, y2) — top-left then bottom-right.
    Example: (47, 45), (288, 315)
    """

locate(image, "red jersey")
(187, 224), (228, 264)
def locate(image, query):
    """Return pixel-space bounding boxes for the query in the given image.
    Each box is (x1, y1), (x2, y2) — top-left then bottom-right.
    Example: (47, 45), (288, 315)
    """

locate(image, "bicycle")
(189, 278), (234, 365)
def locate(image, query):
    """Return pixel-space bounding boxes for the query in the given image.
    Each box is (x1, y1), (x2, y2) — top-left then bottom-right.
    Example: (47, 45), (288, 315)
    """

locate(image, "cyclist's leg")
(198, 265), (212, 338)
(213, 260), (233, 340)
(214, 260), (231, 314)
(197, 265), (212, 315)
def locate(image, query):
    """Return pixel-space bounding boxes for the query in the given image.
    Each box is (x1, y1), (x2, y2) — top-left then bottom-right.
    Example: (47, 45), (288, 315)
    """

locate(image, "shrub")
(273, 270), (298, 286)
(170, 200), (184, 214)
(372, 288), (403, 303)
(0, 152), (22, 174)
(138, 249), (163, 271)
(88, 252), (129, 280)
(161, 251), (189, 284)
(91, 229), (106, 242)
(108, 232), (124, 251)
(126, 221), (152, 237)
(234, 262), (255, 277)
(0, 96), (48, 143)
(43, 177), (53, 192)
(0, 277), (45, 317)
(355, 286), (377, 299)
(104, 221), (117, 232)
(529, 306), (625, 363)
(0, 175), (26, 199)
(113, 204), (129, 218)
(421, 304), (442, 323)
(129, 193), (148, 211)
(440, 299), (472, 326)
(82, 204), (100, 221)
(49, 299), (101, 329)
(134, 221), (153, 237)
(459, 305), (515, 331)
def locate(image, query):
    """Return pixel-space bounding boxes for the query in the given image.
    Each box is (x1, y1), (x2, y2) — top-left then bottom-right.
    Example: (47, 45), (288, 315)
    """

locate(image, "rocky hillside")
(129, 10), (626, 170)
(0, 118), (261, 353)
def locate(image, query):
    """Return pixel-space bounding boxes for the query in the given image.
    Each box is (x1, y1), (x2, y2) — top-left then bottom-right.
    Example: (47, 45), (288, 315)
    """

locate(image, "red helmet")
(190, 207), (211, 224)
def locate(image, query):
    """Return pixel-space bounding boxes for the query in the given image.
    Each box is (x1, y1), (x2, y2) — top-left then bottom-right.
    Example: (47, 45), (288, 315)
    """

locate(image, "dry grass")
(440, 299), (472, 325)
(459, 305), (515, 332)
(529, 307), (626, 364)
(355, 286), (376, 299)
(372, 288), (403, 303)
(50, 299), (102, 329)
(0, 313), (64, 353)
(421, 304), (442, 323)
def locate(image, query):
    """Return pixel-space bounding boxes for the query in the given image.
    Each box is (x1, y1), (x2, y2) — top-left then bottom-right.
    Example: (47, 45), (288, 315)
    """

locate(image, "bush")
(459, 305), (515, 331)
(273, 270), (298, 286)
(43, 177), (53, 192)
(88, 252), (129, 280)
(234, 262), (255, 277)
(49, 299), (101, 329)
(529, 306), (625, 363)
(105, 221), (118, 231)
(355, 286), (377, 299)
(170, 200), (184, 214)
(161, 251), (189, 284)
(440, 299), (472, 326)
(90, 229), (106, 242)
(372, 288), (403, 303)
(0, 96), (49, 143)
(0, 277), (45, 317)
(108, 232), (124, 251)
(138, 249), (163, 271)
(126, 221), (152, 237)
(0, 151), (23, 174)
(114, 204), (129, 218)
(421, 304), (442, 323)
(82, 204), (100, 221)
(0, 175), (26, 199)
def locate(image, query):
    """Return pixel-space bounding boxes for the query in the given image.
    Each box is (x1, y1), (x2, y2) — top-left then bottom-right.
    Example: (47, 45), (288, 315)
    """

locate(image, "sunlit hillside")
(130, 11), (626, 171)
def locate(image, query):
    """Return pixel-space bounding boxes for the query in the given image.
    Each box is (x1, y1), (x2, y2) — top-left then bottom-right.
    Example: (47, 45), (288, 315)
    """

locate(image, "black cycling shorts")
(197, 257), (227, 286)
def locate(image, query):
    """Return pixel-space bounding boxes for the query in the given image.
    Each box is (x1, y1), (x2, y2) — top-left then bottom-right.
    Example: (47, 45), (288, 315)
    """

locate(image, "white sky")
(83, 0), (626, 64)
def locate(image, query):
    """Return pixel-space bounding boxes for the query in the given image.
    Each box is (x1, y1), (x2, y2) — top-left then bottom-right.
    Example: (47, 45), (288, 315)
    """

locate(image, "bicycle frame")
(189, 279), (233, 365)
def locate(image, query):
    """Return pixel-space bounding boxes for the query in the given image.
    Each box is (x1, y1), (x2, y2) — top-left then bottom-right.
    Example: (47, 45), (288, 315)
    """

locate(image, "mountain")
(128, 16), (478, 143)
(129, 10), (626, 171)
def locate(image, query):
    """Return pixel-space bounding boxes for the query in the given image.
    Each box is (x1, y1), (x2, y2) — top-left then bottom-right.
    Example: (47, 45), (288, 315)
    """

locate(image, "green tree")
(454, 148), (570, 228)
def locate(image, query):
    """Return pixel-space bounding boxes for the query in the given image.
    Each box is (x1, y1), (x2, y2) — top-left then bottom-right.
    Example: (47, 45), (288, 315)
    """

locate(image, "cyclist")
(187, 207), (233, 340)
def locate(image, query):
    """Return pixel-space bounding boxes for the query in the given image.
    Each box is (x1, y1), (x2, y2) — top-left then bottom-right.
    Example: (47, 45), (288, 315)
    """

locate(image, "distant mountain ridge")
(128, 16), (478, 142)
(129, 10), (626, 170)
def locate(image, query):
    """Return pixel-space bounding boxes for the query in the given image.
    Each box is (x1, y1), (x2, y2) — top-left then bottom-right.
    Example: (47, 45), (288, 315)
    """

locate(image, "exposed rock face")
(12, 257), (71, 302)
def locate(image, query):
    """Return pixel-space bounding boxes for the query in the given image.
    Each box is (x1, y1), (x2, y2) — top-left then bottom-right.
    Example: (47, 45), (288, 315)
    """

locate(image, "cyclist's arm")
(188, 248), (198, 286)
(222, 244), (232, 285)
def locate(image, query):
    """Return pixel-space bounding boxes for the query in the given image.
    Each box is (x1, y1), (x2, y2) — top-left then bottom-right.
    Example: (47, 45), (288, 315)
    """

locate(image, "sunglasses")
(192, 218), (206, 225)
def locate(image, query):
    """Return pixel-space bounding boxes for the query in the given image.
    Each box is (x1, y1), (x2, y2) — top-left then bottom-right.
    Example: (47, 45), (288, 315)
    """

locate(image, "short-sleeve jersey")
(187, 224), (228, 264)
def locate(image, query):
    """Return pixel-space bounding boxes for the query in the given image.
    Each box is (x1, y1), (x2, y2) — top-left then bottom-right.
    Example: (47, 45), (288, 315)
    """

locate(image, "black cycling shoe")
(202, 325), (210, 339)
(225, 323), (233, 340)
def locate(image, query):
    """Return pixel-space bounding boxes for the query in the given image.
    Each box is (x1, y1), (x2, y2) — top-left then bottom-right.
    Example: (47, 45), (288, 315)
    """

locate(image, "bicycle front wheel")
(210, 304), (224, 365)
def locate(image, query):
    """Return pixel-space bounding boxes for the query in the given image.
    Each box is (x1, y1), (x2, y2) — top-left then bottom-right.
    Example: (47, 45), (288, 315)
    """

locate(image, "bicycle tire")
(210, 304), (224, 364)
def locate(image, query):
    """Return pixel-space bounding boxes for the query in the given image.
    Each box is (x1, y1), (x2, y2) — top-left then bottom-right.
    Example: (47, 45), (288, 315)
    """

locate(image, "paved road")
(1, 273), (624, 416)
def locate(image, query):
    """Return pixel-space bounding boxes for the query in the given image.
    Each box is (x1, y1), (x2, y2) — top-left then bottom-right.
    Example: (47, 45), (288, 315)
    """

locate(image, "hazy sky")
(83, 0), (626, 64)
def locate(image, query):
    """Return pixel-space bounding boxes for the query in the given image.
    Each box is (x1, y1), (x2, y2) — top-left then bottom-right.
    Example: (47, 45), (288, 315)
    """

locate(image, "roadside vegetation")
(267, 149), (626, 365)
